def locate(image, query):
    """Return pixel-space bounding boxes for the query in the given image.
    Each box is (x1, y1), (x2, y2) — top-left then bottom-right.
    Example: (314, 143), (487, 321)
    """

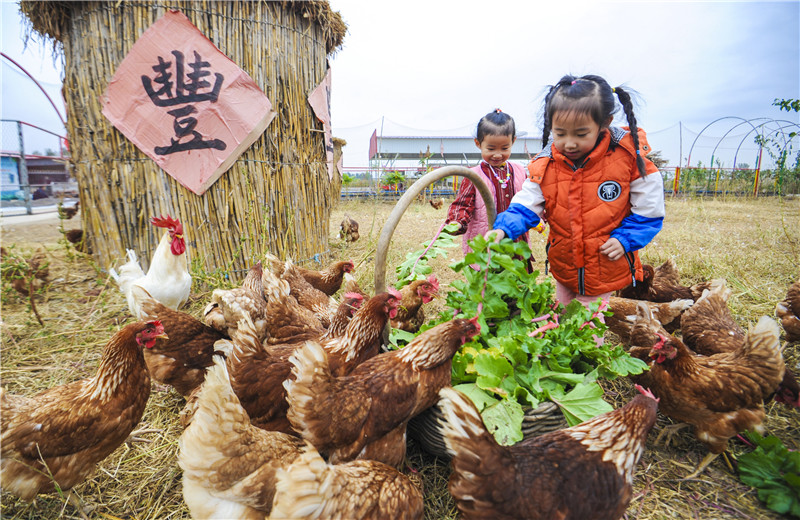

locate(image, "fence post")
(753, 147), (763, 197)
(16, 121), (32, 215)
(673, 166), (680, 196)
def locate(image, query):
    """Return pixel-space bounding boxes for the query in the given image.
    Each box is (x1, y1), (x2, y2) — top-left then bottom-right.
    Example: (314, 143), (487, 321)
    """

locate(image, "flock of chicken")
(1, 213), (799, 520)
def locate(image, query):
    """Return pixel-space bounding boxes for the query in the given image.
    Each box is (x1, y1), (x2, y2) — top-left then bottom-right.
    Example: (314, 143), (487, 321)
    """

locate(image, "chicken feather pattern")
(178, 352), (304, 519)
(270, 444), (423, 520)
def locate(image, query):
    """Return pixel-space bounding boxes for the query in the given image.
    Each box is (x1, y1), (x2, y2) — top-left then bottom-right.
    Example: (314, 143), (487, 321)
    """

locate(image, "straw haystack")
(19, 1), (347, 282)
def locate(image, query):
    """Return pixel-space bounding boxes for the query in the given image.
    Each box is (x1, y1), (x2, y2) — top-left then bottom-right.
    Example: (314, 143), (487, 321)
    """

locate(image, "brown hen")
(391, 276), (440, 333)
(203, 261), (267, 340)
(133, 286), (227, 397)
(227, 291), (401, 433)
(276, 257), (339, 327)
(439, 385), (658, 520)
(629, 302), (785, 478)
(178, 355), (304, 519)
(339, 215), (360, 243)
(776, 275), (800, 343)
(284, 317), (481, 467)
(682, 283), (800, 408)
(1, 321), (166, 501)
(606, 295), (693, 342)
(617, 258), (720, 302)
(266, 252), (355, 296)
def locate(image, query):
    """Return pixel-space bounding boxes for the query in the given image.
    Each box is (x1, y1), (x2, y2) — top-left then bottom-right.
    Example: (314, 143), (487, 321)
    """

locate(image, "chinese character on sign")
(102, 10), (276, 195)
(142, 50), (227, 155)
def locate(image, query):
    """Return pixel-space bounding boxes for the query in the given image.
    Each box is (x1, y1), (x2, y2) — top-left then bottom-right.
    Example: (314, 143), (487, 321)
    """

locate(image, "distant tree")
(341, 173), (355, 187)
(44, 148), (56, 156)
(773, 98), (800, 113)
(381, 170), (406, 189)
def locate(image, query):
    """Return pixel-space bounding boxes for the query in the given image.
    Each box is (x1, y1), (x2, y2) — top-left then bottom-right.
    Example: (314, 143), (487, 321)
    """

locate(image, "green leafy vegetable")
(738, 431), (800, 517)
(414, 235), (647, 444)
(395, 222), (460, 288)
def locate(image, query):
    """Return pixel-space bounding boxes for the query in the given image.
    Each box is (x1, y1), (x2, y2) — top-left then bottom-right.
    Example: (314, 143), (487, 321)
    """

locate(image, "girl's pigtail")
(614, 86), (647, 179)
(541, 85), (556, 148)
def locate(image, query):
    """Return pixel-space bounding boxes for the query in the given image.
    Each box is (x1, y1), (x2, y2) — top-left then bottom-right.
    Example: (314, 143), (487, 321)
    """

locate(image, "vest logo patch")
(597, 181), (621, 202)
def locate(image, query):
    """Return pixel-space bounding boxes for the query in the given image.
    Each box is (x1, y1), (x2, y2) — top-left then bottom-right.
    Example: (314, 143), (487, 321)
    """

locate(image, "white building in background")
(367, 132), (543, 172)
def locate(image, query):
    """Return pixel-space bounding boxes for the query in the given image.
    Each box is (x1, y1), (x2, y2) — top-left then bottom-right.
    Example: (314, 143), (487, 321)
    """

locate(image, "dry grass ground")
(1, 195), (798, 519)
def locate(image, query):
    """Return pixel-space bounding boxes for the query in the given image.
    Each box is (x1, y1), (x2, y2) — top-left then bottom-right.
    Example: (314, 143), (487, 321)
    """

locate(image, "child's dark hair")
(541, 75), (647, 178)
(476, 108), (515, 143)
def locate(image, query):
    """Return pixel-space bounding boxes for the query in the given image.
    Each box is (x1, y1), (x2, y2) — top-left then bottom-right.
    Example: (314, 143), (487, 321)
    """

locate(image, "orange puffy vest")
(527, 128), (657, 295)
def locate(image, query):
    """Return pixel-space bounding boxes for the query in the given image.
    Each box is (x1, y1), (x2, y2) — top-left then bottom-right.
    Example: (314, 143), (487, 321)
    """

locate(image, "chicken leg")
(654, 422), (689, 447)
(681, 452), (719, 480)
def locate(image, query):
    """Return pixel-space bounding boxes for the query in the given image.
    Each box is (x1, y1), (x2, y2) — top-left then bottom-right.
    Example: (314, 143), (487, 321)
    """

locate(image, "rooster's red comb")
(150, 215), (182, 232)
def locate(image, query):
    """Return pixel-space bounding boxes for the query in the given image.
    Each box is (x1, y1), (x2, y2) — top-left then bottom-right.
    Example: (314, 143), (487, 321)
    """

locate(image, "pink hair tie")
(571, 80), (577, 85)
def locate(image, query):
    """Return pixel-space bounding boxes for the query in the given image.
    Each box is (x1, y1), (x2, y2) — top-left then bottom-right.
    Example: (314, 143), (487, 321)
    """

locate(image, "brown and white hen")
(1, 321), (166, 502)
(284, 317), (481, 467)
(439, 385), (658, 520)
(629, 302), (785, 478)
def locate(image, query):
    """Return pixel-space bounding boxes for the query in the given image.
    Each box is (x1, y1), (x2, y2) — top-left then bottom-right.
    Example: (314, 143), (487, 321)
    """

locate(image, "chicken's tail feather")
(271, 444), (335, 518)
(284, 340), (335, 448)
(178, 356), (249, 476)
(655, 298), (694, 324)
(742, 317), (785, 395)
(438, 387), (508, 469)
(261, 264), (291, 303)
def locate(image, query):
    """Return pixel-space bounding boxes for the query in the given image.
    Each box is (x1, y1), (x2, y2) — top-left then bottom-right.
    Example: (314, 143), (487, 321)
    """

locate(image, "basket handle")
(374, 166), (497, 294)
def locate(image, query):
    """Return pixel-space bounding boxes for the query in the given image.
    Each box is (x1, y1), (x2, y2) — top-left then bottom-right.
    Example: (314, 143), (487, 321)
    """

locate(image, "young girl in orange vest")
(488, 75), (665, 309)
(446, 109), (532, 256)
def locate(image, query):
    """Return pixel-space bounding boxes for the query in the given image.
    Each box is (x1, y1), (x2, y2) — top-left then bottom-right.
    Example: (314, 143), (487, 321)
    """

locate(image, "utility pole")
(17, 121), (32, 215)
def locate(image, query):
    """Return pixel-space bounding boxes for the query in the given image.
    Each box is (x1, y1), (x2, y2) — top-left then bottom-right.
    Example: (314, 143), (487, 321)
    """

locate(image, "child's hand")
(485, 229), (505, 242)
(599, 238), (625, 261)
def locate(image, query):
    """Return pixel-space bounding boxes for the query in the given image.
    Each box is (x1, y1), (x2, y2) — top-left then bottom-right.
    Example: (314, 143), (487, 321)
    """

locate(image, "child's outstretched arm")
(492, 178), (545, 240)
(610, 170), (666, 253)
(445, 179), (477, 235)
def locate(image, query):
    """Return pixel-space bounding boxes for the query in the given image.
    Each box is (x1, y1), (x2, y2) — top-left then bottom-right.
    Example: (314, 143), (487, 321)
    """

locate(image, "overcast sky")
(3, 1), (799, 169)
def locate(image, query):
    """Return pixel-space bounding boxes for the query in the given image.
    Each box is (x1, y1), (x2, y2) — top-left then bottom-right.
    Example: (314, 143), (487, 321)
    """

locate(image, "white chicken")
(109, 215), (192, 319)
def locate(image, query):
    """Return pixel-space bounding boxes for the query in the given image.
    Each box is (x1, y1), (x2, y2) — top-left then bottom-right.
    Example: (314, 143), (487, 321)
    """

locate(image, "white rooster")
(109, 215), (192, 319)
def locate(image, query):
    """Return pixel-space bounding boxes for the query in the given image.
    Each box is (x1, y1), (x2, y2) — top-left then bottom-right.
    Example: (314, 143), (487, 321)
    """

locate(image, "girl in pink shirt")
(445, 109), (532, 257)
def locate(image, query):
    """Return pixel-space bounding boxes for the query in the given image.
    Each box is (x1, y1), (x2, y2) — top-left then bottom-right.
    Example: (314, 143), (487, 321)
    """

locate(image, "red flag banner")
(102, 9), (276, 195)
(308, 66), (334, 180)
(368, 129), (378, 160)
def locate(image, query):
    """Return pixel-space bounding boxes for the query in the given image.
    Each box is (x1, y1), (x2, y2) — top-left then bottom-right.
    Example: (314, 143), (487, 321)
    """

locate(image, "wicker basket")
(408, 399), (568, 459)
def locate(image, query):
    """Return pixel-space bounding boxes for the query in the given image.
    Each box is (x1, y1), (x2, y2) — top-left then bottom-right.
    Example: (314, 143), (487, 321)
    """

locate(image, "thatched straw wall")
(20, 1), (346, 282)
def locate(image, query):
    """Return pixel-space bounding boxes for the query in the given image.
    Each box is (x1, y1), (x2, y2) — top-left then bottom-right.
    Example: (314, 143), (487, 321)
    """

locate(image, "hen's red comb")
(388, 287), (403, 300)
(427, 275), (440, 290)
(469, 316), (482, 335)
(150, 215), (182, 232)
(634, 384), (659, 402)
(653, 333), (668, 349)
(146, 320), (165, 331)
(344, 292), (364, 301)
